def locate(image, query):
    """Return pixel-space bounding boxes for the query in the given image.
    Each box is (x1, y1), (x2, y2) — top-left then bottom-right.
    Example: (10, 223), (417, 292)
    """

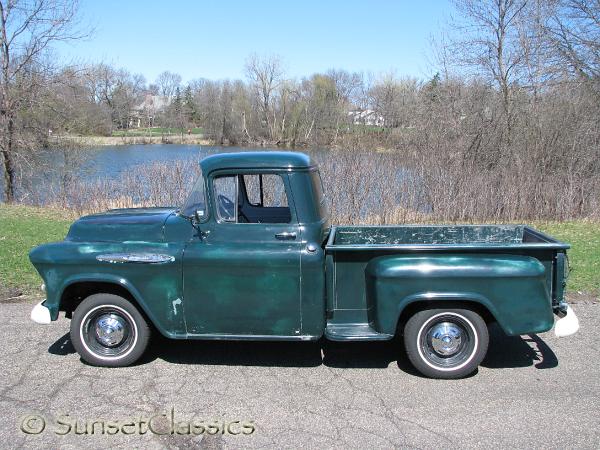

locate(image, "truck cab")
(176, 152), (329, 339)
(29, 151), (579, 379)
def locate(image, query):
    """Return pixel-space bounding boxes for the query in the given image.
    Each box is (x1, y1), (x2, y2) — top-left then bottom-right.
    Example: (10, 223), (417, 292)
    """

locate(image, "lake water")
(70, 144), (280, 179)
(5, 144), (290, 203)
(9, 143), (428, 215)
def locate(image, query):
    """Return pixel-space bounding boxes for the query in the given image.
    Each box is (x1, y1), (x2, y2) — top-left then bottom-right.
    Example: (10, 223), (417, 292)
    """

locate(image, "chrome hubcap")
(428, 322), (463, 356)
(94, 314), (126, 347)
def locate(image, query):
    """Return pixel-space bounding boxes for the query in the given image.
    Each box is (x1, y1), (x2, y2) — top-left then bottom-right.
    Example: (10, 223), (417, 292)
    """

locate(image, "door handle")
(275, 232), (297, 240)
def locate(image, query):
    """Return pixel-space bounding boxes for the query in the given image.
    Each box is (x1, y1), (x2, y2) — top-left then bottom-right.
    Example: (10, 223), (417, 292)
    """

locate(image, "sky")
(57, 0), (455, 84)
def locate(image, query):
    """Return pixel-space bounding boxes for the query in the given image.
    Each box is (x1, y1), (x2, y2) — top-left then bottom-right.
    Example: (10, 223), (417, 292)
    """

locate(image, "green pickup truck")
(29, 152), (579, 378)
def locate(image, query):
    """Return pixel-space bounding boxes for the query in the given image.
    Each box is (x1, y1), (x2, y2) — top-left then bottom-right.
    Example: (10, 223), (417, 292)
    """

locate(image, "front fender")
(365, 254), (553, 336)
(30, 241), (186, 338)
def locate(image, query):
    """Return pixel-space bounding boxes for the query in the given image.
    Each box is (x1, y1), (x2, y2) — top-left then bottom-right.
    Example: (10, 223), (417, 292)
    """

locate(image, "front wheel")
(403, 307), (489, 379)
(70, 293), (150, 367)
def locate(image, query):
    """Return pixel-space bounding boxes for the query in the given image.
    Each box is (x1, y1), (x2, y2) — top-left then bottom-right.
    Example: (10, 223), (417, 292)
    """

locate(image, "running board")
(325, 323), (394, 341)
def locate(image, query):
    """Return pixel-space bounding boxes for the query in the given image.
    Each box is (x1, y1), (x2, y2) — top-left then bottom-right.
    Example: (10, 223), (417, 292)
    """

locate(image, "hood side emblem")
(96, 253), (175, 264)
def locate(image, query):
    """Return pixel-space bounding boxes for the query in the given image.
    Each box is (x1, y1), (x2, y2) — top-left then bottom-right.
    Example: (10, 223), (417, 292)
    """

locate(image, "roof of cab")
(200, 151), (314, 173)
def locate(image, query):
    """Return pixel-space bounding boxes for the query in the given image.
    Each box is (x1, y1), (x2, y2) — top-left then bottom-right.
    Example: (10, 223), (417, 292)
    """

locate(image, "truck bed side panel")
(365, 254), (553, 336)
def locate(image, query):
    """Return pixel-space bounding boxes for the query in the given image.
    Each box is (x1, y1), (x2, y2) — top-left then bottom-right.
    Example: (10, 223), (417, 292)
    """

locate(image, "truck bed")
(326, 225), (569, 251)
(323, 224), (569, 341)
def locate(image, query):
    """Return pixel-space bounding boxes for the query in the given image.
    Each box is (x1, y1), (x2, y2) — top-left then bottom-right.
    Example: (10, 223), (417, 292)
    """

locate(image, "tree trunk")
(332, 115), (340, 144)
(304, 116), (315, 142)
(241, 111), (252, 141)
(1, 116), (15, 202)
(220, 113), (226, 145)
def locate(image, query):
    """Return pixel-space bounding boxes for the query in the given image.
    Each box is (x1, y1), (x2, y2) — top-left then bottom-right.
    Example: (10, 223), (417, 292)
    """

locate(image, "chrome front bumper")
(31, 300), (52, 325)
(554, 303), (579, 337)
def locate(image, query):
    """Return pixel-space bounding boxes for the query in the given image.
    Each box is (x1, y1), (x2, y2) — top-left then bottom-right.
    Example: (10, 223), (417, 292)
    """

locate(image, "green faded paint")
(29, 239), (186, 336)
(200, 151), (314, 174)
(66, 207), (177, 243)
(325, 225), (568, 339)
(365, 254), (552, 336)
(29, 152), (570, 344)
(182, 193), (304, 336)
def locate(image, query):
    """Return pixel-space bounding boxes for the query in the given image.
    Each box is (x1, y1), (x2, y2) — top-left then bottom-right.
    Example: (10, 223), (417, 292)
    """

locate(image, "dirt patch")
(0, 284), (41, 304)
(0, 284), (25, 303)
(566, 291), (599, 305)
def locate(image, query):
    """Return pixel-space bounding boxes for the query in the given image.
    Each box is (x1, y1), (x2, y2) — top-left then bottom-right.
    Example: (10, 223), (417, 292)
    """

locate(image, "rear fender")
(365, 254), (553, 336)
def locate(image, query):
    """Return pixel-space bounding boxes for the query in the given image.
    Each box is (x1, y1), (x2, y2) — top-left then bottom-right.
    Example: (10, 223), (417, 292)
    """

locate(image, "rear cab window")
(310, 170), (327, 219)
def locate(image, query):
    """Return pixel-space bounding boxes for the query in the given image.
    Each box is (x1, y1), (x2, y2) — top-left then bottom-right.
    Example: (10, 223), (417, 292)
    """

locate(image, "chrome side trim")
(184, 333), (322, 341)
(96, 253), (175, 264)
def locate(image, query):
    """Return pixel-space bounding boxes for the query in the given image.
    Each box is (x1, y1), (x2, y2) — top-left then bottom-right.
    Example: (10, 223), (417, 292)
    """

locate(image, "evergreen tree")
(184, 85), (198, 124)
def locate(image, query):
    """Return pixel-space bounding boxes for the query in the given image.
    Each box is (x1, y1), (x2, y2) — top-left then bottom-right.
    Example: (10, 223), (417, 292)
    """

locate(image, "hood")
(66, 207), (177, 242)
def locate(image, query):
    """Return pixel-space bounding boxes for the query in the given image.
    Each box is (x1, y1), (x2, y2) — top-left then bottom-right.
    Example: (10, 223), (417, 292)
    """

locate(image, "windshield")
(181, 168), (207, 218)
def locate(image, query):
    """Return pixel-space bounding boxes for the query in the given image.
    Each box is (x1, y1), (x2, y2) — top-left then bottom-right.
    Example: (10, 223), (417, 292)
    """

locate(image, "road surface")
(0, 299), (598, 449)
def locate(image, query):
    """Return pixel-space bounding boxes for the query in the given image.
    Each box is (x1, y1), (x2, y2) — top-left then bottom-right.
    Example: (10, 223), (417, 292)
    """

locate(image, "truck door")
(182, 171), (302, 337)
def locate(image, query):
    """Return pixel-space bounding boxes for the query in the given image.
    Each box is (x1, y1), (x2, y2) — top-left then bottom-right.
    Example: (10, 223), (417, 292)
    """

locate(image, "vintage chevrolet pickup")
(29, 152), (579, 378)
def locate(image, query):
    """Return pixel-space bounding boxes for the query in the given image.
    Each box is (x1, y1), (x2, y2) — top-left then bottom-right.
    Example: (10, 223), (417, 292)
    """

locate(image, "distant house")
(130, 94), (170, 128)
(348, 109), (385, 127)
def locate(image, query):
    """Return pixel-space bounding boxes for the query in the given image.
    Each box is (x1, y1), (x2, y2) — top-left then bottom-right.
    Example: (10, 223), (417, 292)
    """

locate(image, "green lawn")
(0, 205), (72, 292)
(111, 127), (203, 137)
(0, 204), (598, 295)
(534, 221), (600, 295)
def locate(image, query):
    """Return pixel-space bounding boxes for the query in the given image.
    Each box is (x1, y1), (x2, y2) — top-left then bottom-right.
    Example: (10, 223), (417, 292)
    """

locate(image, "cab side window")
(243, 174), (288, 208)
(213, 173), (292, 224)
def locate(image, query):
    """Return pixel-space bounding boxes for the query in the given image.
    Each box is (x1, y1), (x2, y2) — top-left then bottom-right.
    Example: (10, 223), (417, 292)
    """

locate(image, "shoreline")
(49, 135), (306, 149)
(50, 134), (213, 146)
(49, 135), (397, 153)
(47, 134), (343, 150)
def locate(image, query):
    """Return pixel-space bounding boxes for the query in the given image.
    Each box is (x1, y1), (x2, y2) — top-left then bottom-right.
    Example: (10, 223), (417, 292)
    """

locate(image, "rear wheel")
(404, 307), (488, 379)
(70, 293), (150, 367)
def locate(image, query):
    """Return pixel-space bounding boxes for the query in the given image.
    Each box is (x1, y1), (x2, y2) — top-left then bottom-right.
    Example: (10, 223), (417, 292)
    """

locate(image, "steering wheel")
(217, 194), (235, 219)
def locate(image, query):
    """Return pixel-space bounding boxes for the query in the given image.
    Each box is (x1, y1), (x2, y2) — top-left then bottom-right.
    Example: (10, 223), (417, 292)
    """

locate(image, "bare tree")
(448, 0), (530, 133)
(0, 0), (85, 202)
(326, 69), (363, 143)
(245, 53), (284, 141)
(155, 70), (181, 99)
(545, 0), (600, 83)
(83, 64), (145, 130)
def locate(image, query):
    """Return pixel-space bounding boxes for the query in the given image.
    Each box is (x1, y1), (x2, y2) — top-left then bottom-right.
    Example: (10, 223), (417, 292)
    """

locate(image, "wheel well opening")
(60, 282), (137, 318)
(396, 300), (496, 335)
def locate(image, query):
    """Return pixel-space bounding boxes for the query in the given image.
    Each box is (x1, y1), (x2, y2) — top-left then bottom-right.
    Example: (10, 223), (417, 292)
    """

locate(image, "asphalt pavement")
(1, 299), (599, 449)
